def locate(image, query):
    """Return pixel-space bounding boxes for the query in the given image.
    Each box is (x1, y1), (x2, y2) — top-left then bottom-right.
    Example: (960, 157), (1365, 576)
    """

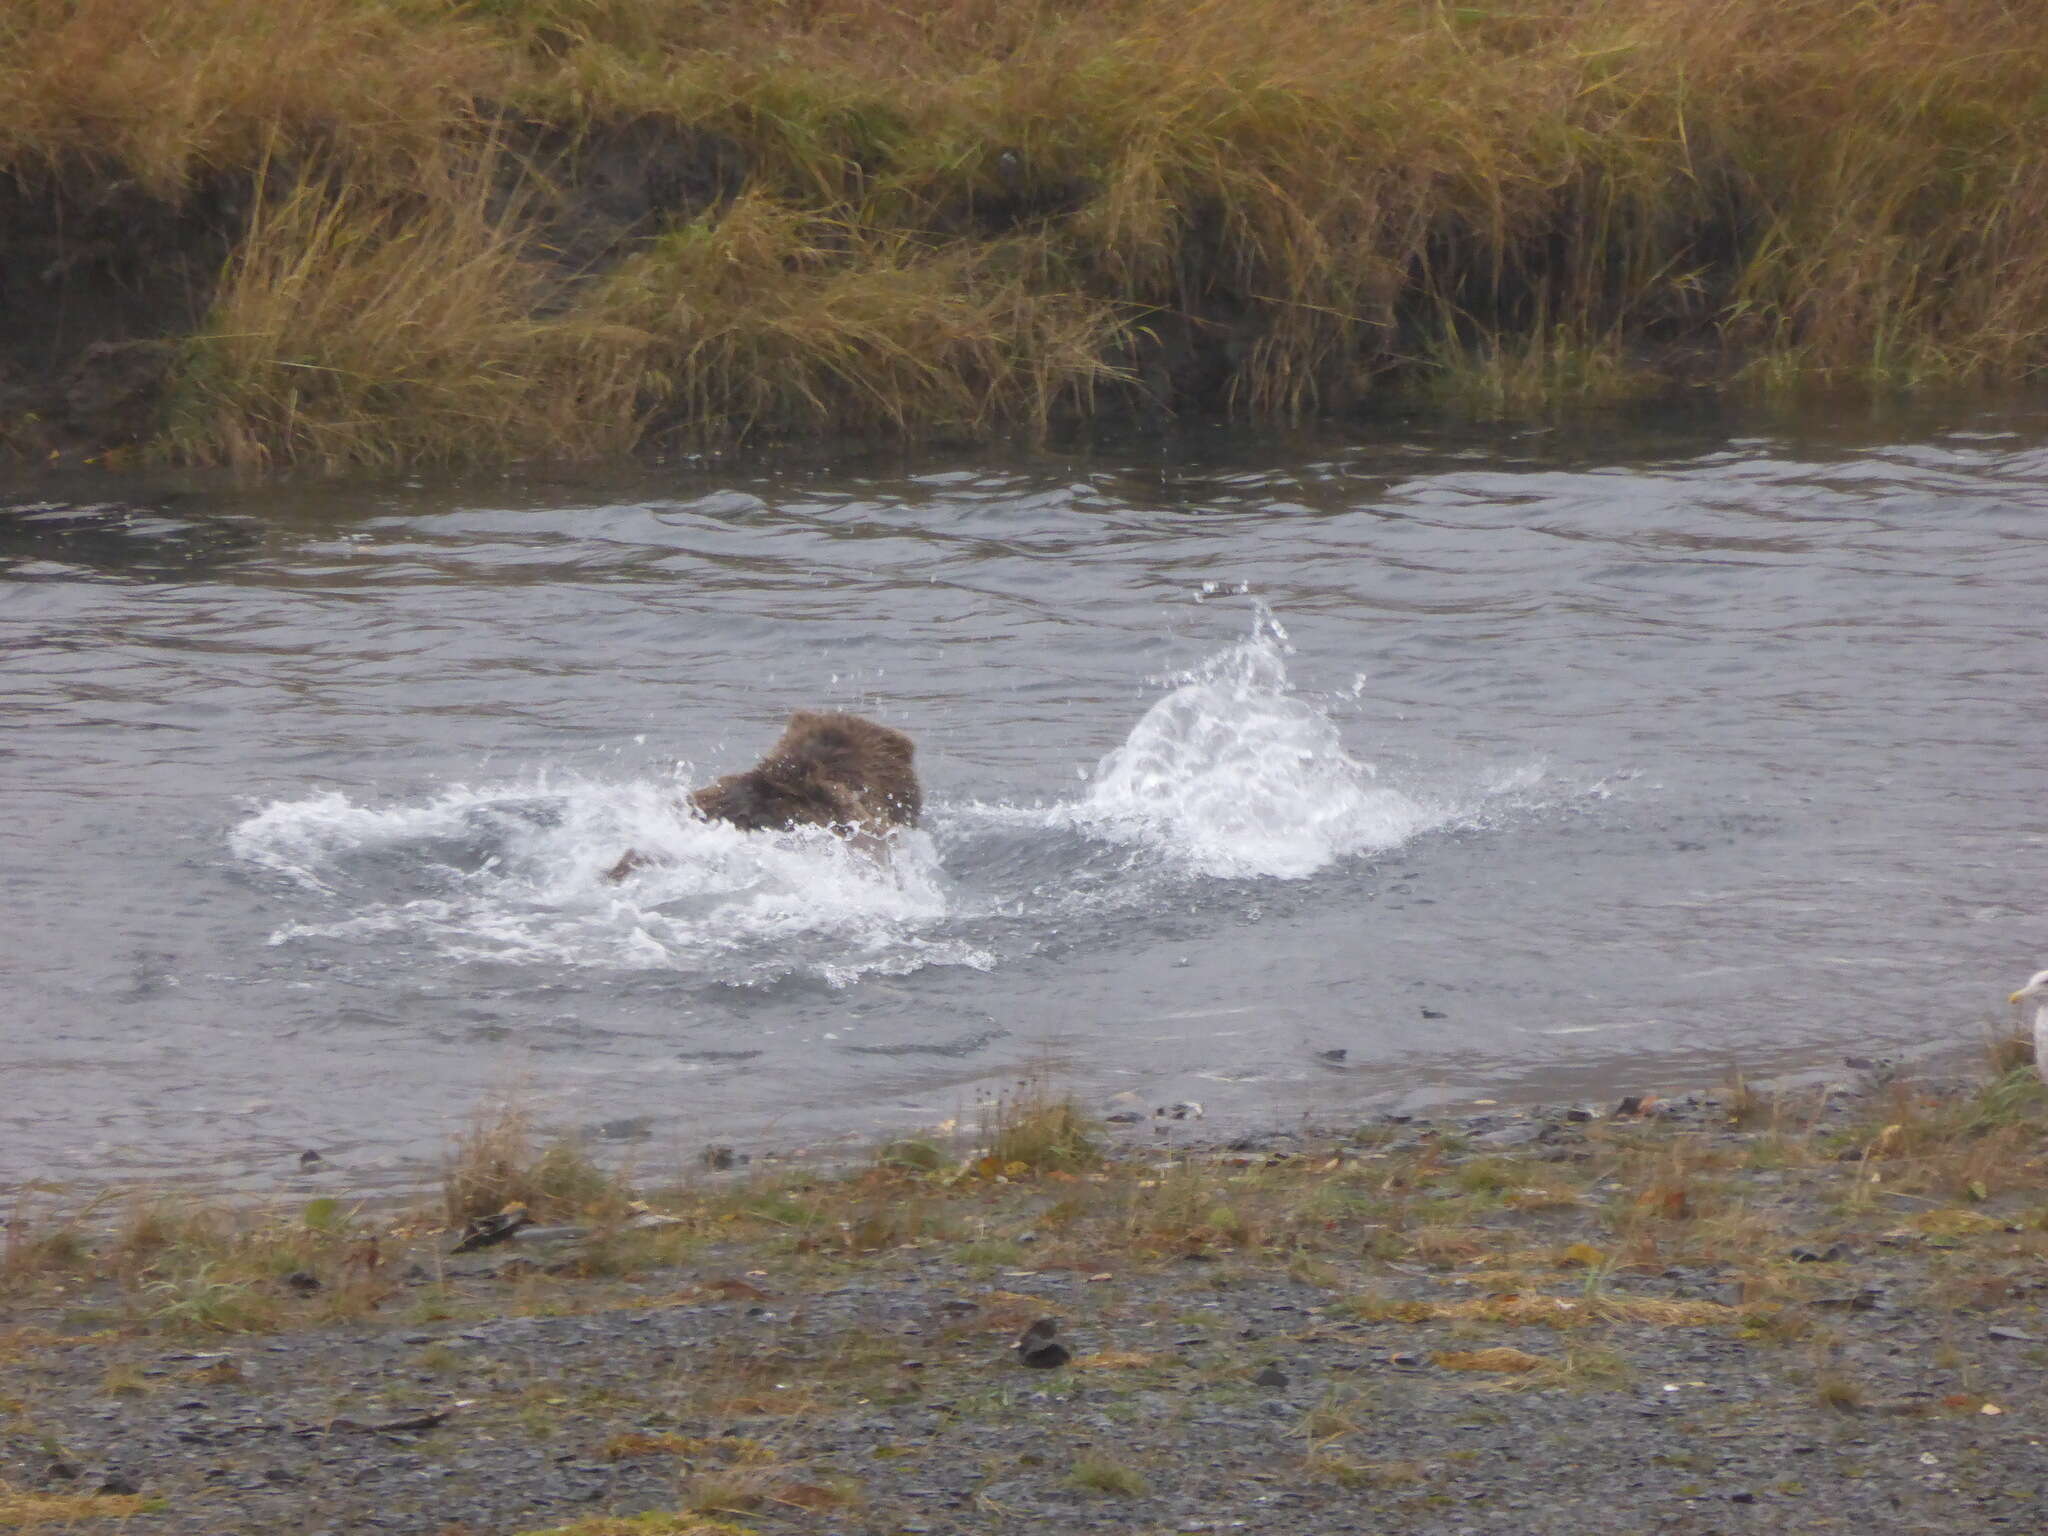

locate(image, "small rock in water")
(1155, 1101), (1204, 1121)
(1315, 1048), (1348, 1064)
(701, 1144), (748, 1171)
(297, 1150), (325, 1170)
(1420, 1007), (1448, 1020)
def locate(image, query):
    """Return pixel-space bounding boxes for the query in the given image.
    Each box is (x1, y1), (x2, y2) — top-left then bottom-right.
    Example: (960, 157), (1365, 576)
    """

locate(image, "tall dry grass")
(163, 160), (650, 469)
(4, 0), (2045, 463)
(587, 195), (1119, 442)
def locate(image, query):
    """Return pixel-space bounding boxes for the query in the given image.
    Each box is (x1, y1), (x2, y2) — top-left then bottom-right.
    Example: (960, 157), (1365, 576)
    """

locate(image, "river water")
(6, 408), (2047, 1192)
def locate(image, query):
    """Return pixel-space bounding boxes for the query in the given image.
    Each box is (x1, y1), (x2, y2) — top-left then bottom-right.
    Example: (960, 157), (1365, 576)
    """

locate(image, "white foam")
(233, 775), (984, 984)
(1066, 609), (1452, 879)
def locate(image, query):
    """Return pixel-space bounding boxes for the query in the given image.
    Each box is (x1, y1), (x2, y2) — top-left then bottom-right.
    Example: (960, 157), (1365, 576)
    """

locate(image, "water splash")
(229, 607), (1523, 983)
(232, 776), (985, 984)
(1070, 608), (1446, 879)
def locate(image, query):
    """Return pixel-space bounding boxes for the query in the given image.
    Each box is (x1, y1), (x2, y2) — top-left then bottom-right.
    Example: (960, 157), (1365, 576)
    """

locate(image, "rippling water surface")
(7, 409), (2048, 1189)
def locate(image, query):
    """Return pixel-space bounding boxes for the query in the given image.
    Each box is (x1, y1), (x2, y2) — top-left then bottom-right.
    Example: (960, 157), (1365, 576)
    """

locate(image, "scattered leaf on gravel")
(1434, 1347), (1547, 1373)
(1072, 1351), (1156, 1370)
(700, 1277), (771, 1301)
(1350, 1293), (1735, 1329)
(1912, 1209), (2004, 1237)
(602, 1432), (700, 1460)
(0, 1492), (150, 1528)
(771, 1482), (850, 1510)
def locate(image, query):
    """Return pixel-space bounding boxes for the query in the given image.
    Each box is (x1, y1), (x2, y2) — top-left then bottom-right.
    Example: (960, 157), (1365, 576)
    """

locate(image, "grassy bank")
(6, 1061), (2048, 1531)
(2, 0), (2046, 467)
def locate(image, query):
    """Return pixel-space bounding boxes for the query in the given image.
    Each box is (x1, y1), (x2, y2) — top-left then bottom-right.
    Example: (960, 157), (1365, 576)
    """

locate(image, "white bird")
(2007, 969), (2048, 1086)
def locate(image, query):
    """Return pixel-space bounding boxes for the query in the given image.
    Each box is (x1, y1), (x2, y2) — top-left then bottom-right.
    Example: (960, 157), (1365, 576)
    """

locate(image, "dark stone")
(1016, 1318), (1069, 1369)
(450, 1207), (533, 1254)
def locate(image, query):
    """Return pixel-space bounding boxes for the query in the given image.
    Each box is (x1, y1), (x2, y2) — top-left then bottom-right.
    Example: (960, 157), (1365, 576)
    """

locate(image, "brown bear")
(607, 710), (920, 881)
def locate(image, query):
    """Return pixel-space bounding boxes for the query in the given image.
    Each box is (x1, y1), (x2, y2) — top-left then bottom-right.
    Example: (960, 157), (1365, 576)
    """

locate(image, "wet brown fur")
(607, 711), (919, 880)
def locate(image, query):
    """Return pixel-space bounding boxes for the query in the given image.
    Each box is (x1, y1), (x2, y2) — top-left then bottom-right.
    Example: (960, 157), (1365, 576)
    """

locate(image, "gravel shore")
(5, 1071), (2047, 1535)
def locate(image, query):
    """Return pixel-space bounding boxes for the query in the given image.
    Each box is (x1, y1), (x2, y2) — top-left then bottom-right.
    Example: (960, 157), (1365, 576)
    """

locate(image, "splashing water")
(231, 777), (980, 984)
(230, 608), (1518, 983)
(1071, 610), (1446, 879)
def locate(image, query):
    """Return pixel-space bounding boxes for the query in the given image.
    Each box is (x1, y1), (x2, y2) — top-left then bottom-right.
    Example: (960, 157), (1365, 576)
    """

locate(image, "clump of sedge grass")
(1815, 1372), (1865, 1413)
(443, 1100), (632, 1227)
(164, 159), (650, 470)
(1, 1194), (96, 1287)
(1836, 1072), (2048, 1197)
(1304, 1451), (1428, 1488)
(1068, 1452), (1149, 1497)
(1721, 1067), (1778, 1130)
(1985, 1028), (2038, 1080)
(977, 1076), (1100, 1174)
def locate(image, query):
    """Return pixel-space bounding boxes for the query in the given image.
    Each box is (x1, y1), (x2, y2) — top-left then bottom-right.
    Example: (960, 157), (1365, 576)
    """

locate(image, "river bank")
(5, 1054), (2047, 1535)
(4, 0), (2045, 468)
